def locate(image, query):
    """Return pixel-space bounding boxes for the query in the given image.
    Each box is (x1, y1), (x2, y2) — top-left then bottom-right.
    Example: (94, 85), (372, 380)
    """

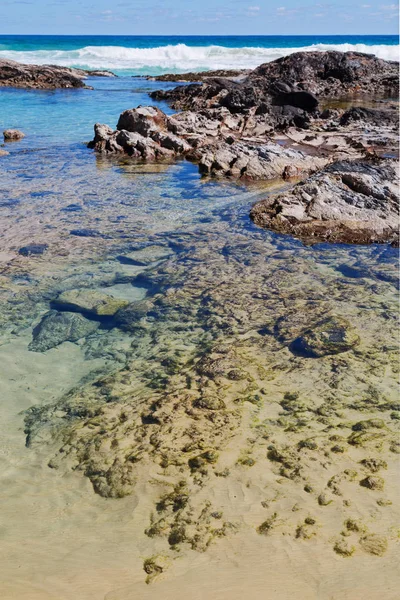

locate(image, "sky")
(0, 0), (399, 36)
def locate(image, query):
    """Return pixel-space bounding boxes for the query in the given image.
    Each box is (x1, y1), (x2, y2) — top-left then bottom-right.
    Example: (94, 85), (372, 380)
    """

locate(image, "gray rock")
(251, 159), (399, 245)
(29, 310), (100, 352)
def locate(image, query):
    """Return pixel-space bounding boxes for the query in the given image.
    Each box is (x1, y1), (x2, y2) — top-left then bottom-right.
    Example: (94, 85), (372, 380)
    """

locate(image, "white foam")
(0, 42), (398, 73)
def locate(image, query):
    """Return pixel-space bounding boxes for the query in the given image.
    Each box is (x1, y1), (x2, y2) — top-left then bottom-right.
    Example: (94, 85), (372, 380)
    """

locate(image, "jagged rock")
(290, 316), (360, 357)
(0, 58), (89, 89)
(89, 105), (326, 180)
(0, 58), (116, 89)
(150, 51), (398, 112)
(194, 140), (325, 180)
(29, 310), (100, 352)
(250, 159), (399, 245)
(88, 106), (192, 158)
(53, 289), (129, 316)
(3, 129), (25, 141)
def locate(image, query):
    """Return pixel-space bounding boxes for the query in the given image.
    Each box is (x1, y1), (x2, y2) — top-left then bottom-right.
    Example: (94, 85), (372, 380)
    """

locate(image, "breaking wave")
(0, 42), (398, 75)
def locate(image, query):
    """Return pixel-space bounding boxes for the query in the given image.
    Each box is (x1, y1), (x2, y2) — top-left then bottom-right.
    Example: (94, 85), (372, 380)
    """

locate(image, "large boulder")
(88, 107), (192, 158)
(250, 159), (399, 245)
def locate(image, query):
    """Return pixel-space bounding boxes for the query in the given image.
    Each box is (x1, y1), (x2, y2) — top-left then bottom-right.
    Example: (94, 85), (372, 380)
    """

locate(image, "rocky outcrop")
(89, 52), (398, 187)
(88, 105), (326, 180)
(0, 58), (116, 89)
(3, 129), (25, 141)
(250, 159), (399, 245)
(152, 52), (399, 111)
(145, 68), (249, 82)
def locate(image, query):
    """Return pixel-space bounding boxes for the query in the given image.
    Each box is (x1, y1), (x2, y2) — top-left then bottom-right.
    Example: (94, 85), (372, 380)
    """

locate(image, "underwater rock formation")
(53, 289), (129, 316)
(24, 229), (399, 571)
(29, 310), (100, 352)
(290, 316), (360, 357)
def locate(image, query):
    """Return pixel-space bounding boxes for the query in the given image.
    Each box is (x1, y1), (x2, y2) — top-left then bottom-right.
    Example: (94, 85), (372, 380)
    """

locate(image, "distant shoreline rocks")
(0, 58), (116, 90)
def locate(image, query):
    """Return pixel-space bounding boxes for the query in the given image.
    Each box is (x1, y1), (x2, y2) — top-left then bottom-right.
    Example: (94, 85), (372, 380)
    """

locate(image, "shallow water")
(0, 76), (399, 598)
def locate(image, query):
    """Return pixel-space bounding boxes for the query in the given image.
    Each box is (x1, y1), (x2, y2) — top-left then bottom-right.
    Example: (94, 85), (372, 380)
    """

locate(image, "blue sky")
(1, 0), (399, 35)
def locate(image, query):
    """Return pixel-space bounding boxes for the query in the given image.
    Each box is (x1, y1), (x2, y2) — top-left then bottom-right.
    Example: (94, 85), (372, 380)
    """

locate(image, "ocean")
(0, 34), (399, 599)
(0, 34), (398, 75)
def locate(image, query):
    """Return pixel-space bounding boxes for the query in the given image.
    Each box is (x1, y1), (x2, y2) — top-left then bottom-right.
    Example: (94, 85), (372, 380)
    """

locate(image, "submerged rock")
(117, 244), (173, 266)
(3, 129), (25, 141)
(53, 289), (129, 316)
(18, 243), (48, 256)
(290, 316), (360, 357)
(114, 300), (154, 331)
(29, 310), (100, 352)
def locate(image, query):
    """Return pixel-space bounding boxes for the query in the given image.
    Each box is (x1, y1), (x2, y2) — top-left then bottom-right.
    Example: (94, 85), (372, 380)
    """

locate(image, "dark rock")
(0, 58), (90, 89)
(272, 90), (318, 112)
(29, 310), (100, 352)
(146, 69), (248, 82)
(151, 51), (398, 113)
(340, 107), (398, 127)
(18, 244), (48, 256)
(61, 203), (83, 212)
